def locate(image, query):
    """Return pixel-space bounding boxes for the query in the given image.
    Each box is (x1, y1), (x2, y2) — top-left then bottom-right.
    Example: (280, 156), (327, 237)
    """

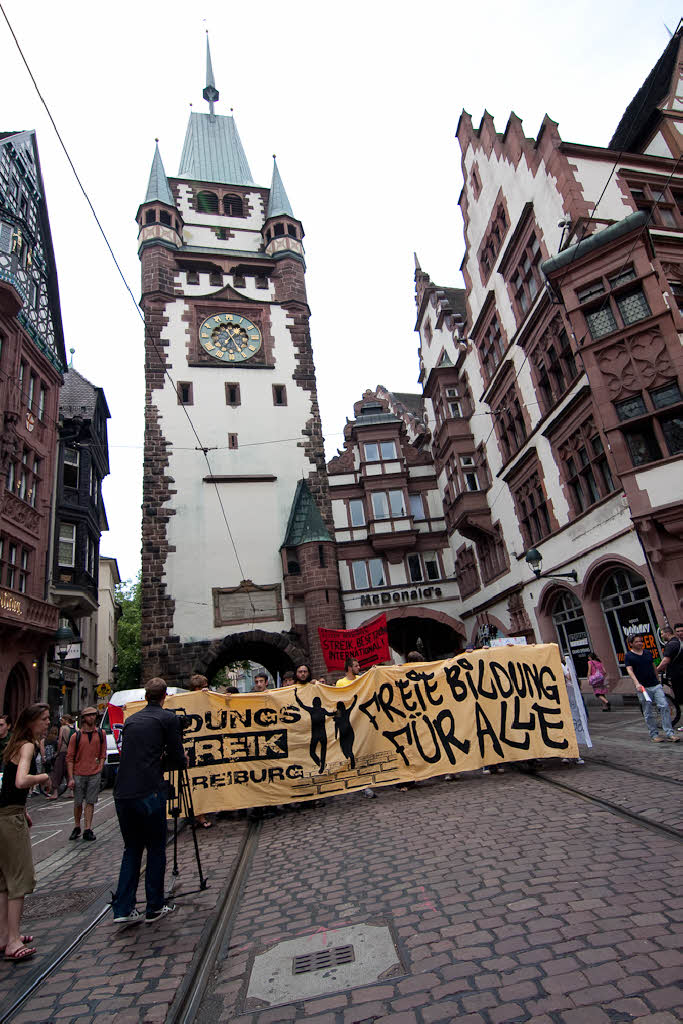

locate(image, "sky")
(1, 0), (679, 584)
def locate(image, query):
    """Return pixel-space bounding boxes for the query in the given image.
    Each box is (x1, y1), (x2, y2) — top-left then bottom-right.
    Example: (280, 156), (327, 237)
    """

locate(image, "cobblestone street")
(1, 708), (680, 1024)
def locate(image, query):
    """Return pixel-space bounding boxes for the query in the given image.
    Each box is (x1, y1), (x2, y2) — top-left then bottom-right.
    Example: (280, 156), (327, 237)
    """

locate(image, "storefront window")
(551, 591), (591, 677)
(599, 568), (659, 674)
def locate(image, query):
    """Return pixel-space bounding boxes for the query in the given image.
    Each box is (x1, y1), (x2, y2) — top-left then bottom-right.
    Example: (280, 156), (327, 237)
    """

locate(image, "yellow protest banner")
(124, 644), (577, 814)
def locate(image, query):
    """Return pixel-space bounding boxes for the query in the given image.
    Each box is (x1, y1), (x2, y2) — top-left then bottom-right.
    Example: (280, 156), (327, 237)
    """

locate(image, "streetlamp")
(54, 624), (76, 683)
(525, 548), (578, 583)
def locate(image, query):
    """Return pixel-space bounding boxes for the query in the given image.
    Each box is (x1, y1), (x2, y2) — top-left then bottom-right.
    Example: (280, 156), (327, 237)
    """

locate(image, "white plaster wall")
(157, 298), (314, 643)
(644, 133), (674, 159)
(635, 461), (683, 506)
(182, 225), (264, 253)
(566, 156), (632, 221)
(332, 499), (348, 529)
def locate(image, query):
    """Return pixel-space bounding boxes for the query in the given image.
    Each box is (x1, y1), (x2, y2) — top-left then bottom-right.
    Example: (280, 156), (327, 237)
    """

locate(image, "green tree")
(115, 573), (141, 690)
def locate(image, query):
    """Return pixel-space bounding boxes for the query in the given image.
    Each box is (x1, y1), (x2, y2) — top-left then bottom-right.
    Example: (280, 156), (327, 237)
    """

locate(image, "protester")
(0, 703), (52, 961)
(111, 677), (186, 925)
(66, 707), (106, 840)
(50, 715), (74, 797)
(42, 726), (59, 798)
(624, 636), (679, 743)
(281, 671), (295, 686)
(225, 685), (240, 694)
(252, 671), (270, 692)
(587, 650), (610, 711)
(656, 623), (683, 728)
(336, 657), (360, 687)
(294, 664), (314, 686)
(0, 715), (11, 762)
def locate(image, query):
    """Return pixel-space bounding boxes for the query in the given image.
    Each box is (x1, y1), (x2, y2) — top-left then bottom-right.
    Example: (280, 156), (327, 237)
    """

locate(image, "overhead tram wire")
(0, 3), (258, 614)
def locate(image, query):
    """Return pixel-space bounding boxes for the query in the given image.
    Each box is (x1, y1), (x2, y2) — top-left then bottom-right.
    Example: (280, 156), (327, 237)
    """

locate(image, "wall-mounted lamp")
(525, 547), (578, 583)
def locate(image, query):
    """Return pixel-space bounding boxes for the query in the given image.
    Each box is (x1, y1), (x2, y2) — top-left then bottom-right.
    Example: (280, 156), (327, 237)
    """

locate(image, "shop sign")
(610, 603), (659, 665)
(360, 585), (443, 608)
(63, 642), (81, 661)
(0, 590), (23, 616)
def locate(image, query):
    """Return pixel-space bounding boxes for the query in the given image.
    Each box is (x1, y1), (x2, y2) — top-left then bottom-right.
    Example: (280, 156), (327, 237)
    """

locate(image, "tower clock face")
(199, 313), (262, 363)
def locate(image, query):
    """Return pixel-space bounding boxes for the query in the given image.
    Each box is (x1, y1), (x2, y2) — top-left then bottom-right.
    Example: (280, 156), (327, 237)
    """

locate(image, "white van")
(100, 686), (188, 787)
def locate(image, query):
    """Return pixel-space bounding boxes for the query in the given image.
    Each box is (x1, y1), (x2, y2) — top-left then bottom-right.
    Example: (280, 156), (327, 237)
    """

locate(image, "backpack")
(74, 727), (106, 760)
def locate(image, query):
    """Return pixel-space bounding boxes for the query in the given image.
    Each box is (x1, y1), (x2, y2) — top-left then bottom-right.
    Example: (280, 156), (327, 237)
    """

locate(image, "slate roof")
(266, 158), (294, 218)
(282, 480), (332, 547)
(609, 24), (682, 152)
(59, 367), (109, 419)
(441, 287), (467, 319)
(391, 392), (425, 418)
(145, 142), (175, 206)
(178, 112), (254, 186)
(541, 211), (647, 276)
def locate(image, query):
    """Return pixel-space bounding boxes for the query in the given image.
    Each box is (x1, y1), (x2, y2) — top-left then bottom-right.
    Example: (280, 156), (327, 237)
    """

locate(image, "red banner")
(318, 614), (390, 671)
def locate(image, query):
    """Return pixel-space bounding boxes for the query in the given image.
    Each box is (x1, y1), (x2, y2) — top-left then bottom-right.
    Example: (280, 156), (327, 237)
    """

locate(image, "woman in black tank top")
(0, 703), (52, 962)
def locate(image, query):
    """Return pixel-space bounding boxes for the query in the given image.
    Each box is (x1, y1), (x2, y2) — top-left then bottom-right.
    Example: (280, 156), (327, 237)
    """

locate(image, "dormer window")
(223, 194), (243, 216)
(197, 191), (219, 214)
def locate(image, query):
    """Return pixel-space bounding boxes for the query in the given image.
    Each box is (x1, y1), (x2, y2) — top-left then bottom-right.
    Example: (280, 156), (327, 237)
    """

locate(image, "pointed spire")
(203, 33), (219, 115)
(145, 140), (175, 207)
(414, 252), (421, 270)
(266, 156), (294, 219)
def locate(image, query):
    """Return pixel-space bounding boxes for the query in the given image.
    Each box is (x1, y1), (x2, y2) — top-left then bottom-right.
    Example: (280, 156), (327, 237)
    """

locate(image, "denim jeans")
(112, 791), (167, 916)
(637, 684), (674, 738)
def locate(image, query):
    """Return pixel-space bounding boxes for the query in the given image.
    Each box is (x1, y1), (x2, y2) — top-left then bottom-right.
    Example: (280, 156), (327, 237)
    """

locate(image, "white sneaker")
(145, 903), (176, 922)
(113, 908), (144, 925)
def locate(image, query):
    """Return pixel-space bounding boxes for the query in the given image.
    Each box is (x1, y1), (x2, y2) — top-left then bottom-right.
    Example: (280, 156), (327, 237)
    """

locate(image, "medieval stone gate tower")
(137, 42), (342, 685)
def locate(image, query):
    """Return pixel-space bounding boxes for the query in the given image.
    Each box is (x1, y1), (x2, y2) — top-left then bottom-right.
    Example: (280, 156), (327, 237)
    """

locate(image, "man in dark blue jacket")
(111, 678), (186, 925)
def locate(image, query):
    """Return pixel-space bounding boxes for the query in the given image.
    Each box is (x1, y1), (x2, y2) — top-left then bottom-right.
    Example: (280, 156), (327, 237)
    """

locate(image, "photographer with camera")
(111, 678), (186, 925)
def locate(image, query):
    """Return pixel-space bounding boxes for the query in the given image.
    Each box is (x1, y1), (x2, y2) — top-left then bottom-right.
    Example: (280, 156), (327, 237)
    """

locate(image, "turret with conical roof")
(136, 141), (183, 253)
(263, 156), (304, 263)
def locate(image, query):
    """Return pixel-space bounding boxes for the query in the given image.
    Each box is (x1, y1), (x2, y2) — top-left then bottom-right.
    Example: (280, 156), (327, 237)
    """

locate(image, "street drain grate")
(293, 944), (355, 975)
(23, 886), (107, 921)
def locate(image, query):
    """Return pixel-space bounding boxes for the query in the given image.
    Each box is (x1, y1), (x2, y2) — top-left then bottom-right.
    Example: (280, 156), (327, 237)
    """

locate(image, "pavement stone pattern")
(0, 709), (680, 1024)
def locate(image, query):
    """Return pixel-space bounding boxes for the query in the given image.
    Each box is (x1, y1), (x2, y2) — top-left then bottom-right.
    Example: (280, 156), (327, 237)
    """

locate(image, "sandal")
(4, 945), (37, 962)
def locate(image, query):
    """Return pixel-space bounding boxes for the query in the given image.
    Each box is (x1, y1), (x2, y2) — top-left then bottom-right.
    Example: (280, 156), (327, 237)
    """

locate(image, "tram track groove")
(166, 819), (261, 1024)
(581, 754), (683, 785)
(530, 771), (683, 842)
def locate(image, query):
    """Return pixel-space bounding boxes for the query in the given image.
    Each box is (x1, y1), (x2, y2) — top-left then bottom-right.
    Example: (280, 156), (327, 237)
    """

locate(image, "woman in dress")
(587, 651), (610, 711)
(0, 703), (52, 961)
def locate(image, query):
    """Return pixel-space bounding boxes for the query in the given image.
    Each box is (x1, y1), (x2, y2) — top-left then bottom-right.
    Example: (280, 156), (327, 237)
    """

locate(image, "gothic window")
(510, 232), (542, 317)
(223, 194), (243, 216)
(197, 191), (219, 214)
(479, 315), (505, 384)
(532, 321), (580, 414)
(475, 524), (508, 585)
(626, 179), (682, 229)
(456, 545), (480, 598)
(513, 470), (552, 546)
(558, 419), (616, 515)
(493, 385), (527, 462)
(577, 266), (651, 340)
(614, 380), (683, 466)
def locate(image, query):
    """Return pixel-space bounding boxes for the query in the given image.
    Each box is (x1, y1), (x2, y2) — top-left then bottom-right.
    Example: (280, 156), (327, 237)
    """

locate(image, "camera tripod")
(167, 764), (209, 898)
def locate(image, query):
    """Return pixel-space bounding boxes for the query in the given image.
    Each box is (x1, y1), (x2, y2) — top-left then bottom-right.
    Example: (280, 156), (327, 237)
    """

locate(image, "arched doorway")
(386, 614), (464, 661)
(4, 662), (31, 723)
(600, 568), (659, 676)
(195, 629), (306, 685)
(551, 591), (592, 678)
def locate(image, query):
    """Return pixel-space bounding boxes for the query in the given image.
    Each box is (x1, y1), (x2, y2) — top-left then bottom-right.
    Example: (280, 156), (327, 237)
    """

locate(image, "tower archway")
(195, 629), (307, 683)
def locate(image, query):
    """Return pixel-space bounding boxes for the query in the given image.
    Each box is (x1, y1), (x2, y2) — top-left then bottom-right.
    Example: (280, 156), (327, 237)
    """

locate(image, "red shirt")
(66, 729), (106, 777)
